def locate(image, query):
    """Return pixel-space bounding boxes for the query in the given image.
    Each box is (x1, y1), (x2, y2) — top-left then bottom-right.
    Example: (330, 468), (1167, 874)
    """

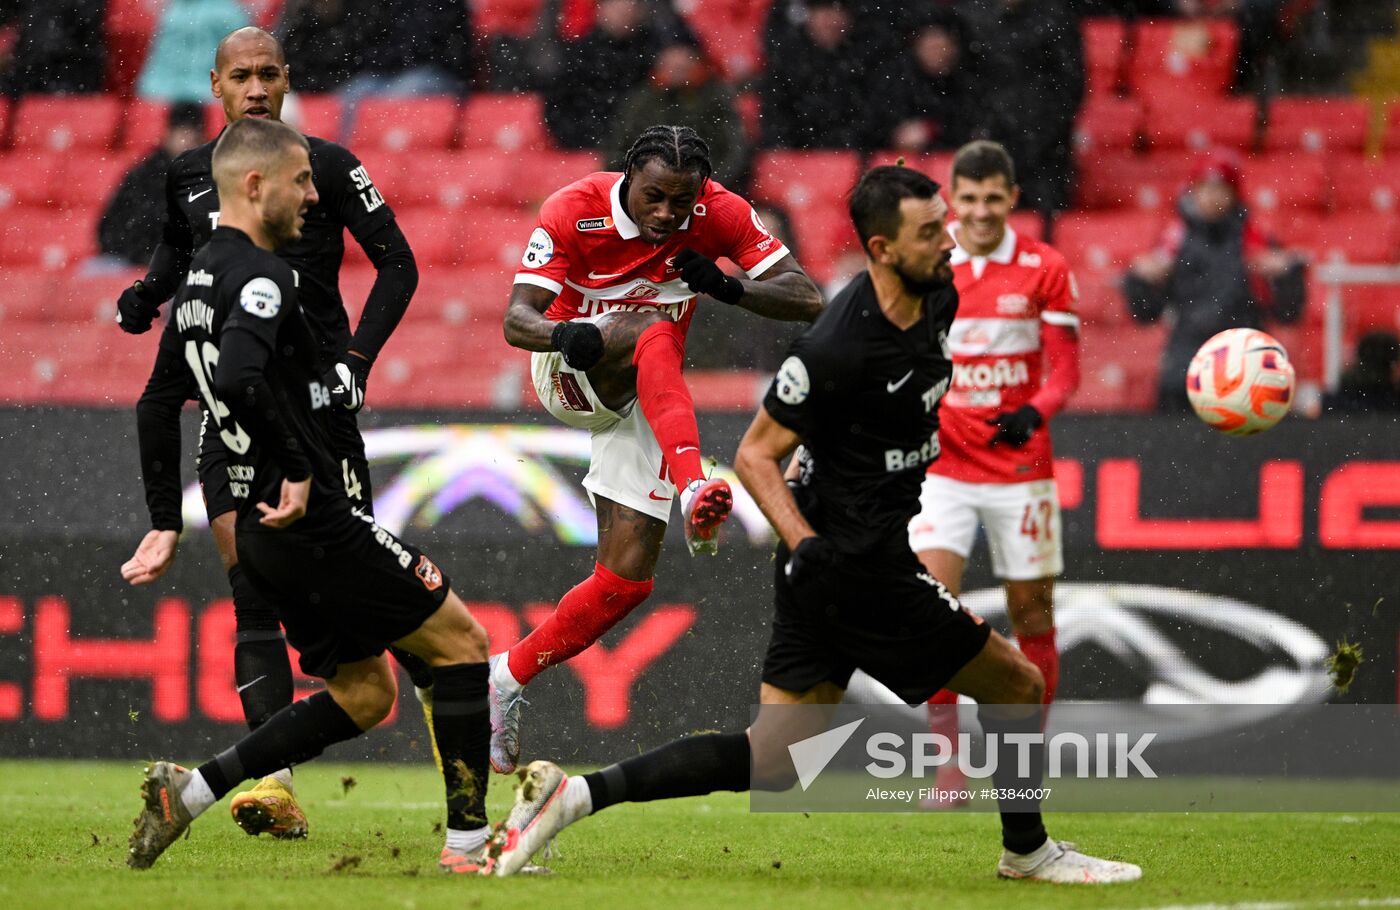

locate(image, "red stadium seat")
(460, 93), (548, 152)
(1128, 18), (1240, 98)
(751, 151), (861, 210)
(350, 96), (461, 152)
(1007, 211), (1045, 241)
(1143, 95), (1257, 151)
(105, 0), (160, 94)
(384, 209), (465, 266)
(683, 0), (771, 81)
(868, 151), (955, 184)
(1074, 97), (1143, 154)
(117, 100), (169, 151)
(1264, 96), (1370, 154)
(0, 151), (64, 207)
(369, 148), (599, 209)
(474, 0), (544, 37)
(340, 266), (517, 327)
(285, 93), (342, 141)
(458, 208), (536, 269)
(1276, 212), (1400, 264)
(1328, 153), (1400, 213)
(1074, 150), (1195, 210)
(11, 95), (121, 151)
(6, 322), (157, 405)
(735, 91), (761, 146)
(50, 150), (143, 209)
(0, 208), (97, 268)
(1055, 211), (1166, 274)
(1334, 285), (1400, 336)
(1082, 17), (1128, 96)
(1071, 322), (1168, 412)
(1070, 271), (1130, 327)
(0, 268), (60, 322)
(784, 202), (860, 284)
(1240, 153), (1328, 213)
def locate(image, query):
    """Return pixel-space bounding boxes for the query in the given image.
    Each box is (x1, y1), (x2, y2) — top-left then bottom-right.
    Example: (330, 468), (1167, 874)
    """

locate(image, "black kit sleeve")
(140, 157), (195, 303)
(762, 331), (840, 439)
(135, 317), (197, 532)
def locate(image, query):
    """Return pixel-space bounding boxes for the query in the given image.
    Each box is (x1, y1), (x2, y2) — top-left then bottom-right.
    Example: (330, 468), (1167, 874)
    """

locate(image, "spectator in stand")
(959, 0), (1083, 213)
(1323, 331), (1400, 413)
(867, 9), (976, 153)
(95, 102), (206, 268)
(760, 0), (871, 150)
(1125, 151), (1305, 411)
(606, 41), (747, 187)
(138, 0), (248, 102)
(337, 0), (474, 140)
(765, 0), (906, 75)
(275, 0), (362, 93)
(0, 0), (105, 96)
(545, 0), (672, 149)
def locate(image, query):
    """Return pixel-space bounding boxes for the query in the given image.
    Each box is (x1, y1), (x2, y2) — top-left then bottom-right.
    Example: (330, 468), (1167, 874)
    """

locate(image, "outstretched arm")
(735, 254), (824, 323)
(734, 407), (815, 549)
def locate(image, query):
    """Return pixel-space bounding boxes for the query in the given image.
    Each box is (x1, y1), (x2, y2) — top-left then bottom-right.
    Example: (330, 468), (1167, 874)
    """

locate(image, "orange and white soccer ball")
(1186, 328), (1295, 435)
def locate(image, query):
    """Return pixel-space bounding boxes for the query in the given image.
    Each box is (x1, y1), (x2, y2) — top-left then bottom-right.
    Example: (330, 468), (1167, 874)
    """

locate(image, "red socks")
(507, 563), (654, 685)
(633, 321), (704, 491)
(1016, 628), (1059, 706)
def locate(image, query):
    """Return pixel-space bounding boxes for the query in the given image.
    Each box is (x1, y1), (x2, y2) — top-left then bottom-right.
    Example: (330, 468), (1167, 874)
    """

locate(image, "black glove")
(785, 536), (840, 604)
(116, 280), (162, 335)
(551, 320), (605, 371)
(986, 404), (1043, 448)
(675, 248), (743, 305)
(323, 355), (370, 412)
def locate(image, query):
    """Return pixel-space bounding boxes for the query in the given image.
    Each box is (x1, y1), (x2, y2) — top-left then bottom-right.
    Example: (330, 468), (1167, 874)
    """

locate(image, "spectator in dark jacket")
(866, 9), (976, 153)
(276, 0), (364, 94)
(0, 0), (106, 96)
(760, 0), (870, 150)
(1323, 331), (1400, 413)
(1125, 151), (1306, 411)
(959, 0), (1083, 212)
(606, 41), (747, 187)
(96, 103), (206, 266)
(545, 0), (666, 149)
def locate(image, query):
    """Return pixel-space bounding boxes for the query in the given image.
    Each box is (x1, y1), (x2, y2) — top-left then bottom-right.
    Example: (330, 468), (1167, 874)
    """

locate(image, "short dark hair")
(951, 140), (1016, 187)
(621, 124), (713, 183)
(848, 165), (941, 253)
(211, 118), (308, 191)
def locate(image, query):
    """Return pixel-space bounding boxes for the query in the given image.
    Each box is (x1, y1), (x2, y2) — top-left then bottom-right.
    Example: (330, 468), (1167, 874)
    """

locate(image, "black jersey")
(763, 271), (957, 554)
(160, 133), (394, 361)
(167, 227), (347, 533)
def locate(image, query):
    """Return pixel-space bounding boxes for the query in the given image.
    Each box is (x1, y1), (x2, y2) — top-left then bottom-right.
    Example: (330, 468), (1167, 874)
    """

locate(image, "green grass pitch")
(3, 759), (1398, 910)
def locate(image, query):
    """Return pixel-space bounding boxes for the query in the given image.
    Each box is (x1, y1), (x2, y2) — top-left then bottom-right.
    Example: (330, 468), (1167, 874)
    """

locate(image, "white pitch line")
(1128, 898), (1400, 910)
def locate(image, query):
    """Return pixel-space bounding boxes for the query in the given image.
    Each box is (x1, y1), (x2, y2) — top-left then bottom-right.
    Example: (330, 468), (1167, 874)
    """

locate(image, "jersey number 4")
(185, 340), (252, 455)
(1019, 499), (1054, 542)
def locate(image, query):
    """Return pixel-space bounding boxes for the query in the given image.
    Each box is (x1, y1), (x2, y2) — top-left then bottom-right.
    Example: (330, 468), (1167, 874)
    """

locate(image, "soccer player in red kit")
(906, 141), (1081, 804)
(491, 125), (824, 772)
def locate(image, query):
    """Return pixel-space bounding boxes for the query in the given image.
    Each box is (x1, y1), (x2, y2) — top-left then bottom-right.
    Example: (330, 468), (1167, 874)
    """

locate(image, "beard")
(894, 256), (953, 297)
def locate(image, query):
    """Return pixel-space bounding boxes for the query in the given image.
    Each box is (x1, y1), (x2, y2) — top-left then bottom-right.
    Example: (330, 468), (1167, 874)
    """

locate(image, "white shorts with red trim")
(530, 348), (673, 524)
(908, 474), (1063, 581)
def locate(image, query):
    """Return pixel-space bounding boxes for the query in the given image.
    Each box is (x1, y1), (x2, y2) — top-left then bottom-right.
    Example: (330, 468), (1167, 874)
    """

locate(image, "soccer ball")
(1185, 328), (1295, 436)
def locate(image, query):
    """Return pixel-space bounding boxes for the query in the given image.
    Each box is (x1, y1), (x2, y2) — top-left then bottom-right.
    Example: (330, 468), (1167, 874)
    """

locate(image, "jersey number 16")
(185, 340), (252, 455)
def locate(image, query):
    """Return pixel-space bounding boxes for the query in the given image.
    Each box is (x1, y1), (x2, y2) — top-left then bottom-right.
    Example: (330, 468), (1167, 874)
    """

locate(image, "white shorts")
(908, 474), (1063, 581)
(531, 349), (674, 523)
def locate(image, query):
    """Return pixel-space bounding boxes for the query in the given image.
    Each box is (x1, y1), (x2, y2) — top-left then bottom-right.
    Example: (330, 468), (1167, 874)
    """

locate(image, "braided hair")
(619, 125), (713, 199)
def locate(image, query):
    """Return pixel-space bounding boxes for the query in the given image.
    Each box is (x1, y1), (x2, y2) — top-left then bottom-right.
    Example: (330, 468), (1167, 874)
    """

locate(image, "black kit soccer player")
(125, 118), (506, 875)
(117, 28), (432, 837)
(482, 165), (1141, 884)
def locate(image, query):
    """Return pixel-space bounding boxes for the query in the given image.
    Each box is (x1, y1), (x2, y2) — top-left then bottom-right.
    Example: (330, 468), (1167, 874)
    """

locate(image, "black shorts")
(198, 407), (373, 521)
(236, 502), (450, 679)
(761, 542), (992, 704)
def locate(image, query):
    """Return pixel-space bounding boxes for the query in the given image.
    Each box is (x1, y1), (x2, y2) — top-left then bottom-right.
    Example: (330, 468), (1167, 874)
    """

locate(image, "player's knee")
(343, 677), (398, 729)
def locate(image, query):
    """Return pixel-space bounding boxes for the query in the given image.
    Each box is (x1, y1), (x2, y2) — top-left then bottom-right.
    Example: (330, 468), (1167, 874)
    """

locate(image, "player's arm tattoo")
(734, 255), (824, 323)
(735, 408), (817, 549)
(503, 283), (560, 352)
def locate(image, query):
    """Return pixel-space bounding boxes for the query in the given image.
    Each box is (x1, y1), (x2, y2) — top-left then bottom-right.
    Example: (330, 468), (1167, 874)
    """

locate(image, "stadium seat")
(474, 0), (544, 37)
(1240, 153), (1328, 213)
(0, 268), (60, 322)
(868, 151), (954, 183)
(1278, 212), (1400, 264)
(11, 95), (121, 151)
(1070, 270), (1130, 327)
(785, 202), (859, 284)
(1328, 153), (1400, 213)
(340, 266), (516, 326)
(1142, 96), (1258, 151)
(1054, 211), (1165, 274)
(0, 151), (64, 207)
(458, 208), (536, 269)
(1074, 97), (1143, 154)
(368, 148), (599, 209)
(1082, 17), (1128, 96)
(116, 100), (170, 151)
(350, 96), (462, 152)
(1263, 96), (1370, 154)
(7, 322), (156, 405)
(377, 209), (465, 266)
(751, 151), (861, 211)
(1335, 285), (1400, 335)
(1007, 211), (1045, 241)
(736, 91), (761, 146)
(1071, 322), (1168, 412)
(0, 208), (97, 269)
(49, 150), (143, 209)
(1128, 18), (1240, 98)
(683, 0), (770, 80)
(105, 0), (160, 93)
(1074, 151), (1195, 210)
(460, 93), (548, 152)
(285, 93), (342, 141)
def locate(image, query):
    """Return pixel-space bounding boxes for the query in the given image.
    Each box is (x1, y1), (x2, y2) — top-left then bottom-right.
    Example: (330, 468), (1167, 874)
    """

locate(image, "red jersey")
(513, 172), (789, 341)
(930, 223), (1081, 484)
